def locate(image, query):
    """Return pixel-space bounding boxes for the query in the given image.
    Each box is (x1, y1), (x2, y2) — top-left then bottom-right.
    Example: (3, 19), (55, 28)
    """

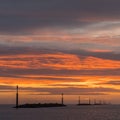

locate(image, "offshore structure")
(16, 85), (19, 108)
(77, 96), (92, 105)
(77, 96), (110, 106)
(61, 93), (64, 105)
(14, 86), (66, 108)
(78, 96), (81, 105)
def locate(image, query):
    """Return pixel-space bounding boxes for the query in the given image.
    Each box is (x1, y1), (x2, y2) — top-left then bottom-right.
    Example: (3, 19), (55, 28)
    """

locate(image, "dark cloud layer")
(103, 81), (120, 85)
(0, 0), (120, 33)
(0, 67), (119, 78)
(0, 45), (119, 61)
(0, 45), (119, 80)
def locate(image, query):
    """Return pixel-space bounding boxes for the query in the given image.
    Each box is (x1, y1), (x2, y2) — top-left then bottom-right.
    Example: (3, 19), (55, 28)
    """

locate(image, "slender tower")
(78, 96), (81, 105)
(16, 85), (19, 108)
(99, 100), (102, 105)
(61, 93), (64, 105)
(88, 98), (91, 105)
(94, 99), (96, 105)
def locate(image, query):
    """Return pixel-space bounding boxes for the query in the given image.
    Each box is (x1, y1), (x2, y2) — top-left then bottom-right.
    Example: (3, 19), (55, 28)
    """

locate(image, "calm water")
(0, 105), (120, 120)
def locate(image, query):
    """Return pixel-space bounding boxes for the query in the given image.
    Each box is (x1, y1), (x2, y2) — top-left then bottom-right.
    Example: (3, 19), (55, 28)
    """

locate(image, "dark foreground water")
(0, 105), (120, 120)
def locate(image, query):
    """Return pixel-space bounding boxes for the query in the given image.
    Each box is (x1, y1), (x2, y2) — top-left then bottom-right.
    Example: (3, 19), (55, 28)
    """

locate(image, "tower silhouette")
(61, 93), (64, 105)
(94, 99), (96, 105)
(16, 85), (19, 108)
(88, 98), (91, 105)
(78, 96), (81, 105)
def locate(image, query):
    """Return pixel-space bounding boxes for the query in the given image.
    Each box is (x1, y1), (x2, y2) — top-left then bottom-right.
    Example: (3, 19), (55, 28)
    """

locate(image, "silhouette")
(16, 103), (66, 108)
(61, 93), (64, 105)
(94, 99), (96, 105)
(16, 85), (19, 109)
(77, 97), (110, 106)
(88, 98), (91, 105)
(14, 86), (66, 108)
(78, 96), (81, 105)
(77, 97), (92, 106)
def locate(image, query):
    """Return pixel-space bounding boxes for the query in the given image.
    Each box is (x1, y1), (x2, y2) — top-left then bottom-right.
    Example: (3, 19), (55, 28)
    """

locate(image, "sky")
(0, 0), (120, 104)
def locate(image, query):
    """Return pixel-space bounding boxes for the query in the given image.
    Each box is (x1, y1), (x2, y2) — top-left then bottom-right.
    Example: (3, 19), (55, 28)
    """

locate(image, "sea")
(0, 105), (120, 120)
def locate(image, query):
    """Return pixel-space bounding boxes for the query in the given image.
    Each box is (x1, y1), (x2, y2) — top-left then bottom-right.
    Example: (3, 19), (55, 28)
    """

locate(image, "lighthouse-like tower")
(78, 96), (81, 105)
(88, 98), (91, 105)
(94, 99), (96, 105)
(16, 85), (19, 108)
(61, 93), (64, 105)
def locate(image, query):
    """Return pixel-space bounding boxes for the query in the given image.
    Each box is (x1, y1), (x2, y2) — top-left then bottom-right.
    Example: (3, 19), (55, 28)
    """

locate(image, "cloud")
(33, 87), (120, 94)
(0, 0), (120, 103)
(103, 80), (120, 85)
(0, 85), (14, 90)
(0, 67), (120, 79)
(0, 85), (119, 95)
(0, 44), (119, 61)
(0, 45), (119, 80)
(0, 0), (120, 34)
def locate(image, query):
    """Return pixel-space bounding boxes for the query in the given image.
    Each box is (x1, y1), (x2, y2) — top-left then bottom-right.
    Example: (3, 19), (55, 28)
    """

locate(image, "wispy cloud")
(0, 0), (120, 103)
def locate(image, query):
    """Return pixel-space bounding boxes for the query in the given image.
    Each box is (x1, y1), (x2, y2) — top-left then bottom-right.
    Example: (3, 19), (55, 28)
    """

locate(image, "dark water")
(0, 105), (120, 120)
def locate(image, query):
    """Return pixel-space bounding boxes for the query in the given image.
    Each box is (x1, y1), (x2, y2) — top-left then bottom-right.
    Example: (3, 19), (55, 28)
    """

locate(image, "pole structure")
(61, 93), (64, 105)
(16, 85), (19, 108)
(78, 96), (80, 105)
(89, 98), (91, 105)
(94, 99), (96, 105)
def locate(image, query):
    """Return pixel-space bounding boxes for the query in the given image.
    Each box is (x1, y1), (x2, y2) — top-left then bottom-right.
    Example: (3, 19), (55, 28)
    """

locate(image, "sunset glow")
(0, 0), (120, 104)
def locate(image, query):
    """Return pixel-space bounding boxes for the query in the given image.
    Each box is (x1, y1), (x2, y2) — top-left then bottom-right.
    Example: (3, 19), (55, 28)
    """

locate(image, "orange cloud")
(0, 53), (120, 70)
(0, 75), (119, 89)
(0, 75), (120, 104)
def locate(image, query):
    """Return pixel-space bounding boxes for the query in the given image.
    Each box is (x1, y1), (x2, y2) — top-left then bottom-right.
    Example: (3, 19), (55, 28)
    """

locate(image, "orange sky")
(0, 0), (120, 104)
(0, 52), (120, 104)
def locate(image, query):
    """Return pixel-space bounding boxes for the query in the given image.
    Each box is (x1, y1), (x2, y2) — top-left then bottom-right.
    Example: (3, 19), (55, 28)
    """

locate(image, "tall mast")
(94, 99), (96, 105)
(16, 85), (19, 108)
(78, 96), (81, 105)
(61, 93), (64, 105)
(88, 98), (91, 105)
